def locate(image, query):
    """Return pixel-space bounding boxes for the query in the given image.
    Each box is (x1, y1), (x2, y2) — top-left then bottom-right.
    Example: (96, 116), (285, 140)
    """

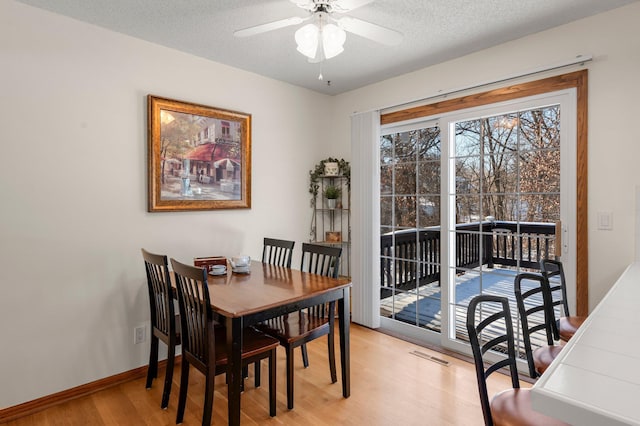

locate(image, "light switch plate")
(597, 211), (613, 230)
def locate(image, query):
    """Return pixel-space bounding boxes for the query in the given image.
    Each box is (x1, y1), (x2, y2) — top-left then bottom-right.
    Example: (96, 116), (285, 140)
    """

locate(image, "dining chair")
(256, 243), (342, 409)
(539, 258), (587, 341)
(466, 294), (569, 426)
(262, 237), (295, 268)
(170, 258), (278, 426)
(513, 273), (563, 378)
(141, 248), (181, 409)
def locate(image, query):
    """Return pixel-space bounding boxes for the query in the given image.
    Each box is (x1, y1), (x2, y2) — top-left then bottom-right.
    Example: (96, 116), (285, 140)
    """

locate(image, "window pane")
(394, 162), (417, 194)
(380, 164), (393, 195)
(455, 195), (480, 224)
(418, 161), (440, 194)
(395, 132), (417, 164)
(380, 196), (393, 228)
(418, 196), (440, 227)
(417, 128), (441, 160)
(519, 194), (560, 222)
(482, 194), (519, 221)
(394, 196), (417, 228)
(519, 106), (560, 151)
(485, 114), (519, 154)
(455, 120), (481, 157)
(455, 157), (480, 195)
(380, 135), (394, 164)
(483, 152), (518, 194)
(519, 149), (560, 193)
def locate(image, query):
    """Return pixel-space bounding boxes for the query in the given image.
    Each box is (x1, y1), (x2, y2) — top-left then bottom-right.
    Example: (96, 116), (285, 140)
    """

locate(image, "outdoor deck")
(380, 266), (554, 350)
(379, 220), (557, 352)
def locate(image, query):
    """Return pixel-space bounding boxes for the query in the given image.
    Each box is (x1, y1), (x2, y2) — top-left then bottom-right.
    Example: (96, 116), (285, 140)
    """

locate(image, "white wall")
(328, 2), (640, 316)
(0, 0), (330, 408)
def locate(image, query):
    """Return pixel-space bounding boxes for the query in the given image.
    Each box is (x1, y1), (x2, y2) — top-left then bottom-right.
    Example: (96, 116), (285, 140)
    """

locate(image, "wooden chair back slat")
(301, 243), (342, 279)
(171, 259), (214, 370)
(262, 237), (295, 268)
(142, 249), (174, 337)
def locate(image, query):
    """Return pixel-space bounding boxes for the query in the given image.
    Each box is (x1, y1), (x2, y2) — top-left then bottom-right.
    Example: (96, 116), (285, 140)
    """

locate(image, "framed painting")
(147, 95), (251, 211)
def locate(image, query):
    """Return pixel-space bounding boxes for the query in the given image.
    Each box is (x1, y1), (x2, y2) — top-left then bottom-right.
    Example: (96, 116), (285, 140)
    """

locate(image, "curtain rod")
(354, 54), (592, 116)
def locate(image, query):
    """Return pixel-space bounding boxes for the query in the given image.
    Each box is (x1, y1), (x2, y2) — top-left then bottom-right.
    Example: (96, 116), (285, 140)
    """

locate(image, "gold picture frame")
(147, 95), (251, 212)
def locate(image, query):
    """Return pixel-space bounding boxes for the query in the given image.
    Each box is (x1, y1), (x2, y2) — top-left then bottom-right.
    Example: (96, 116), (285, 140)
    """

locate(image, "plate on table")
(209, 269), (227, 276)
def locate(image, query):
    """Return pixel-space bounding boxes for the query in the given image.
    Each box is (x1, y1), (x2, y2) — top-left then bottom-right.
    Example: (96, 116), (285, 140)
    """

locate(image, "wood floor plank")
(4, 324), (522, 425)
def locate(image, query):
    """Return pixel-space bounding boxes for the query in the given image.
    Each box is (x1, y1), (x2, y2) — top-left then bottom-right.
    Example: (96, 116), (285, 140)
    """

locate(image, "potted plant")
(323, 185), (341, 209)
(309, 158), (350, 206)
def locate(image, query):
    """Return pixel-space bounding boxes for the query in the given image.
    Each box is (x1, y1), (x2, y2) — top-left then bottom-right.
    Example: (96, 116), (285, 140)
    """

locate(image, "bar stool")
(540, 258), (587, 341)
(466, 295), (568, 426)
(514, 273), (564, 378)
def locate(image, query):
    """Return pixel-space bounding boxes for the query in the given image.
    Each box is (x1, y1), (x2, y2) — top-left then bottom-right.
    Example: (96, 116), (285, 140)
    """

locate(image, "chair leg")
(176, 360), (190, 424)
(286, 346), (295, 410)
(161, 341), (175, 409)
(553, 318), (561, 341)
(202, 372), (215, 426)
(301, 343), (310, 368)
(269, 349), (276, 417)
(241, 365), (248, 392)
(146, 335), (159, 389)
(254, 360), (261, 388)
(328, 329), (337, 383)
(328, 302), (337, 383)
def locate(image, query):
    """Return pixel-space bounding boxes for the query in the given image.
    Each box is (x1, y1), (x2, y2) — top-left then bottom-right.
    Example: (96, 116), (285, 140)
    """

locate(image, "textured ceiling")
(15, 0), (638, 95)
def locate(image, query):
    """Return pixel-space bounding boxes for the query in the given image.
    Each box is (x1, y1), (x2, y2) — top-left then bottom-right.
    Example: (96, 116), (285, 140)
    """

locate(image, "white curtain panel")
(350, 110), (381, 328)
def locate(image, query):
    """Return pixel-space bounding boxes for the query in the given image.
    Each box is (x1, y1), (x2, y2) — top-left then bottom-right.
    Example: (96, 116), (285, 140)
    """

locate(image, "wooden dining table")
(201, 261), (352, 425)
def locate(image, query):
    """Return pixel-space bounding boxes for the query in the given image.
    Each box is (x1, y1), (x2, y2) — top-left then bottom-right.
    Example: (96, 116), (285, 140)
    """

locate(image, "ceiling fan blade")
(289, 0), (317, 11)
(332, 0), (375, 13)
(234, 16), (307, 37)
(336, 16), (403, 46)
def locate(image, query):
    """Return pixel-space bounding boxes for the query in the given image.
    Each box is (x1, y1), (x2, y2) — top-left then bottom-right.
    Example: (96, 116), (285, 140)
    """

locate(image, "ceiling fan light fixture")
(321, 23), (346, 59)
(295, 23), (319, 58)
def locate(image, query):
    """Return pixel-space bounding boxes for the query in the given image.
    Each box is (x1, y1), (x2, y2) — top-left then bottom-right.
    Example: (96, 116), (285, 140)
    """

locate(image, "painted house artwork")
(160, 110), (242, 200)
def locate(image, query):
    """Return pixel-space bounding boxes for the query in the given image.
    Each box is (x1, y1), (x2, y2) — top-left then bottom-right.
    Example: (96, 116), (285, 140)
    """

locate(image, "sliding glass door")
(379, 90), (577, 360)
(379, 121), (442, 333)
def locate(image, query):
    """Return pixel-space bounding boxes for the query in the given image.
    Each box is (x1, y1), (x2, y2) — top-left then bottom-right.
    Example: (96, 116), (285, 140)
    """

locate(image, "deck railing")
(380, 220), (556, 293)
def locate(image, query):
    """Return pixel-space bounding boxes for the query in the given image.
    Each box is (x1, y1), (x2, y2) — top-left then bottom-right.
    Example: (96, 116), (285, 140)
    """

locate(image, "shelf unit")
(310, 175), (350, 277)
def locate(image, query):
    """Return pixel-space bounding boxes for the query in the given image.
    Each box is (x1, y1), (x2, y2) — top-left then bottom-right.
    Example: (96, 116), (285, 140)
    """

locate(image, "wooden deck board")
(380, 268), (555, 352)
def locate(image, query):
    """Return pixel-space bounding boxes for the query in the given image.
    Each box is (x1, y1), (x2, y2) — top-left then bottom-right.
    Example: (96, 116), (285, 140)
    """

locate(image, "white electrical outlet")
(134, 325), (146, 344)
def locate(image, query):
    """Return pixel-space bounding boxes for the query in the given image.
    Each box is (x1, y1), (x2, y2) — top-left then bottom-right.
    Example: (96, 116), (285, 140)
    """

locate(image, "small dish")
(209, 269), (227, 276)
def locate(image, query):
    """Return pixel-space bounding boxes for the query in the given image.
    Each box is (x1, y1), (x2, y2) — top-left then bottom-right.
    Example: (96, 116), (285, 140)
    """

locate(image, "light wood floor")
(5, 324), (525, 425)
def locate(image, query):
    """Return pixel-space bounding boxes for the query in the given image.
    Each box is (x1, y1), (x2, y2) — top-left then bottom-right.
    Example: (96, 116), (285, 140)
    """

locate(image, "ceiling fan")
(233, 0), (403, 63)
